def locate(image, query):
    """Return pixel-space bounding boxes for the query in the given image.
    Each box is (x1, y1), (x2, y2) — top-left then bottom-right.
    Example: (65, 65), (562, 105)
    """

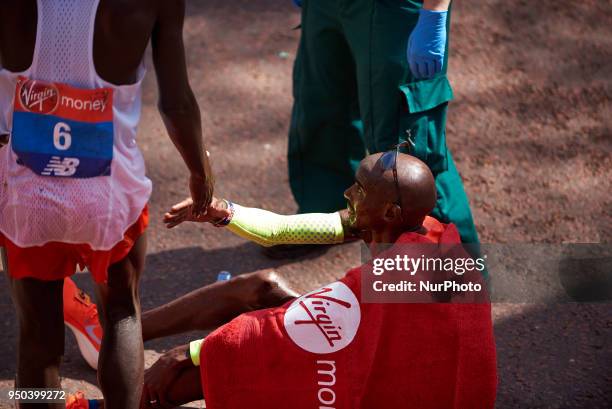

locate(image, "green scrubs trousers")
(288, 0), (480, 244)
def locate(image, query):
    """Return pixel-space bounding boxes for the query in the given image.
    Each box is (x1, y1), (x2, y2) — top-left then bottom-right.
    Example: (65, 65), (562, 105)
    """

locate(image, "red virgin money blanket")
(200, 220), (497, 409)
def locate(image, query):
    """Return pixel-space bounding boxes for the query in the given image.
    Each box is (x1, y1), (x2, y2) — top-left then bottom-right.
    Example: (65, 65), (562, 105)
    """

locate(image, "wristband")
(213, 200), (235, 227)
(189, 339), (204, 366)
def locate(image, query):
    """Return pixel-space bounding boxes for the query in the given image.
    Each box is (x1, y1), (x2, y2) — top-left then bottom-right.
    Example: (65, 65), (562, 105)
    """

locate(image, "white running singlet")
(0, 0), (152, 249)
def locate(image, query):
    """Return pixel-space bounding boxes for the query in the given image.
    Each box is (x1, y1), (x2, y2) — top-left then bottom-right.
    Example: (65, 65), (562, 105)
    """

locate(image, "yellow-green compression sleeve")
(226, 204), (344, 247)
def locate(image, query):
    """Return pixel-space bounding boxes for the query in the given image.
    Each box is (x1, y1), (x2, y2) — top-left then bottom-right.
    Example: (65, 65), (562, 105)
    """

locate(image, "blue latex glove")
(293, 0), (302, 7)
(407, 9), (448, 79)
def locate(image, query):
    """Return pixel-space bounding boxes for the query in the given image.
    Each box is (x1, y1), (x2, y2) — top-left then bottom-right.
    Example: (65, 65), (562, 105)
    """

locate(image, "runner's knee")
(243, 270), (297, 308)
(104, 267), (140, 324)
(106, 234), (146, 293)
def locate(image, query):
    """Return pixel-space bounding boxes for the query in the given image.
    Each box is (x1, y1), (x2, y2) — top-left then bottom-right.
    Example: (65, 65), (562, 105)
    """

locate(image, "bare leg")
(142, 270), (299, 342)
(95, 233), (147, 409)
(4, 248), (65, 409)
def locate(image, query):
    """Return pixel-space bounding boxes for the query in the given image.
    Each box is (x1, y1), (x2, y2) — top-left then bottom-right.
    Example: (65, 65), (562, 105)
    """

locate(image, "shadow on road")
(494, 303), (611, 408)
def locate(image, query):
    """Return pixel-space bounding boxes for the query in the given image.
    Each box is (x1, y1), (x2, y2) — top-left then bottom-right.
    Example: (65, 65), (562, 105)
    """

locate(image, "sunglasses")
(378, 136), (414, 212)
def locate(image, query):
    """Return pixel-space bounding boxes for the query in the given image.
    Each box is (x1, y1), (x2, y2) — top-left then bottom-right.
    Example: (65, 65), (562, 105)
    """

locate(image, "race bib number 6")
(11, 76), (114, 178)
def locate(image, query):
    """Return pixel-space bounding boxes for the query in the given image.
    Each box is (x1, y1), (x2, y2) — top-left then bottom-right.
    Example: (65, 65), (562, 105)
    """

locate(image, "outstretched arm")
(152, 0), (214, 216)
(164, 197), (360, 244)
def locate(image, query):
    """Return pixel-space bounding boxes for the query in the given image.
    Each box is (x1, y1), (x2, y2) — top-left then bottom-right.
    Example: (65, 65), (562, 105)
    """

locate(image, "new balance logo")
(41, 156), (80, 177)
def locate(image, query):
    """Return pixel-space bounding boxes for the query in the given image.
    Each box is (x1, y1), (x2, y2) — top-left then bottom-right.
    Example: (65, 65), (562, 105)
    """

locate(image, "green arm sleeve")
(226, 204), (344, 247)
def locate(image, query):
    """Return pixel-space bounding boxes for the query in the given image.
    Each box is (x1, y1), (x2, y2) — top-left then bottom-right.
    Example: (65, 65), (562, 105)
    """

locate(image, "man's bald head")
(346, 153), (436, 232)
(395, 153), (437, 223)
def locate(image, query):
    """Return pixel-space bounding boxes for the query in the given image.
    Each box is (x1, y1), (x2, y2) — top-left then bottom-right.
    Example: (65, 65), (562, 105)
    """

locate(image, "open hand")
(164, 196), (230, 228)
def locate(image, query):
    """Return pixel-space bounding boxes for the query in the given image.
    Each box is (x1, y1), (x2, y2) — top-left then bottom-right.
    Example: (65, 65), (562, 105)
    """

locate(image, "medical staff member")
(287, 0), (479, 245)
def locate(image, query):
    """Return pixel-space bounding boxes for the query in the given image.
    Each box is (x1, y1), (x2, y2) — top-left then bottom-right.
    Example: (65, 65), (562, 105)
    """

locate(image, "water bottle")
(217, 270), (232, 281)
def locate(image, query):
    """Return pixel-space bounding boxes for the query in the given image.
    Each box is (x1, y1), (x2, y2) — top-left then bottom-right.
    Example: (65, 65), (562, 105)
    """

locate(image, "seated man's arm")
(164, 197), (360, 245)
(227, 203), (345, 247)
(142, 343), (203, 409)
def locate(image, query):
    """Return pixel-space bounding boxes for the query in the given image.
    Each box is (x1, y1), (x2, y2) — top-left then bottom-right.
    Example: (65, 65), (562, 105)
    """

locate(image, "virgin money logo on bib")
(17, 79), (59, 114)
(284, 281), (360, 354)
(12, 76), (114, 178)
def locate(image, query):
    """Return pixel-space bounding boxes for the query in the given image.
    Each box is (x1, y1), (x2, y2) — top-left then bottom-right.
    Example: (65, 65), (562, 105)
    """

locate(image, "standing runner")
(0, 1), (213, 408)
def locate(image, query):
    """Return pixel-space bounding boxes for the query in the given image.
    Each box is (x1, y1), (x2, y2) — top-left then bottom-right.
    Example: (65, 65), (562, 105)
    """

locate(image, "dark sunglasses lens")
(380, 151), (396, 170)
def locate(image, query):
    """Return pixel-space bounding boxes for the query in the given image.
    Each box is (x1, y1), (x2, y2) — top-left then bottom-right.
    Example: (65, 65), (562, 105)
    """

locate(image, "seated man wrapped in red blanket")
(199, 238), (494, 409)
(68, 152), (497, 409)
(150, 152), (496, 409)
